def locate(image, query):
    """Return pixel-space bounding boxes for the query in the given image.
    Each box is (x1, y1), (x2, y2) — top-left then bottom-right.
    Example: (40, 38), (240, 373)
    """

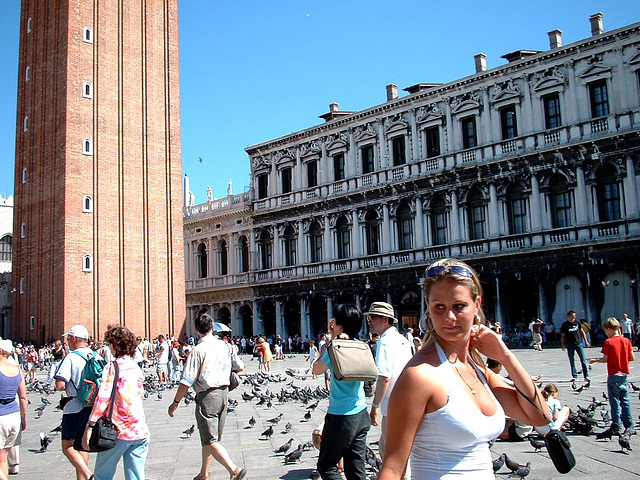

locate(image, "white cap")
(63, 325), (90, 339)
(0, 339), (14, 354)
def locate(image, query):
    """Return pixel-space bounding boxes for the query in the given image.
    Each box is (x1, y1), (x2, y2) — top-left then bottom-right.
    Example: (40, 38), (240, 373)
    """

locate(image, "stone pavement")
(14, 346), (640, 479)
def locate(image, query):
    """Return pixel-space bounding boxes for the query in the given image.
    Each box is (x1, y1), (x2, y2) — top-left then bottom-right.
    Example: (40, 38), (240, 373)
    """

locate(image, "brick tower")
(12, 1), (186, 343)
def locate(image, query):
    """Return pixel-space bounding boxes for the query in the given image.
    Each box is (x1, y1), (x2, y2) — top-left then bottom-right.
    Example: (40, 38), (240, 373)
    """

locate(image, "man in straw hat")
(365, 302), (413, 462)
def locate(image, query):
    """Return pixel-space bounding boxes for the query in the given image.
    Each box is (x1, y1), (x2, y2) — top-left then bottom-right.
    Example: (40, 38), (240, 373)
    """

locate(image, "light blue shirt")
(322, 350), (366, 416)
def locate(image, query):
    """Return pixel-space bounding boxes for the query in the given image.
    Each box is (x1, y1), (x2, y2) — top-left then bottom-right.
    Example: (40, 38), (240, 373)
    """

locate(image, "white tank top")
(410, 343), (505, 479)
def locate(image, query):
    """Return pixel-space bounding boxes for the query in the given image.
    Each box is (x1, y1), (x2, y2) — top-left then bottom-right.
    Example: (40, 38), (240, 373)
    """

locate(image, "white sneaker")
(8, 466), (19, 475)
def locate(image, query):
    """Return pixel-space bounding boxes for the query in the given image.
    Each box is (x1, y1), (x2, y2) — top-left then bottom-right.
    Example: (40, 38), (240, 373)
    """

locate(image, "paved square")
(15, 347), (640, 479)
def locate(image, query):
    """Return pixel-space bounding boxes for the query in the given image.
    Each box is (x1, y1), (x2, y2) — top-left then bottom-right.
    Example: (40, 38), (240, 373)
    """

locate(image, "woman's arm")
(312, 358), (328, 376)
(471, 325), (551, 426)
(378, 364), (431, 480)
(18, 374), (27, 431)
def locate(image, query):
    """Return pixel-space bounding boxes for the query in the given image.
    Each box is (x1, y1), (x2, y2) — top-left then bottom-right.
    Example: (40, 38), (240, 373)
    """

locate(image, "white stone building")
(185, 14), (640, 339)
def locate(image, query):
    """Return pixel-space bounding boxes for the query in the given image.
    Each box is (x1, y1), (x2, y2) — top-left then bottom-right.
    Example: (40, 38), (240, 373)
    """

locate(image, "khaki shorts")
(156, 364), (168, 374)
(195, 387), (228, 445)
(0, 411), (22, 448)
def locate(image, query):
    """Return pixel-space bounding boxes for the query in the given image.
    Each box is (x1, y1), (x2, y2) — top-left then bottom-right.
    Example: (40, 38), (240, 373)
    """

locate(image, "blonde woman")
(0, 340), (27, 479)
(379, 259), (550, 480)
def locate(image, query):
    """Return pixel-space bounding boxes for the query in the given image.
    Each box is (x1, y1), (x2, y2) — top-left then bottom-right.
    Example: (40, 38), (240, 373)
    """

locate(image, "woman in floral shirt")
(82, 326), (150, 480)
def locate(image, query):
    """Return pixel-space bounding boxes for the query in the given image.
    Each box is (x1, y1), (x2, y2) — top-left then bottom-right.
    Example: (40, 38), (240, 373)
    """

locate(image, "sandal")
(231, 467), (247, 480)
(193, 475), (209, 480)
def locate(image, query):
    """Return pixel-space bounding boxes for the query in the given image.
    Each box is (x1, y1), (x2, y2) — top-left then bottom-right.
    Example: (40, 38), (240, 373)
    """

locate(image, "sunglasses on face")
(425, 265), (473, 278)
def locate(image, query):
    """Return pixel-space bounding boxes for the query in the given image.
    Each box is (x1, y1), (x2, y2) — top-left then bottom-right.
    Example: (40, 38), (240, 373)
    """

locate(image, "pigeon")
(492, 453), (505, 473)
(571, 379), (577, 390)
(528, 435), (545, 452)
(267, 413), (283, 424)
(282, 422), (292, 434)
(597, 429), (616, 441)
(629, 382), (640, 392)
(50, 424), (62, 434)
(274, 438), (294, 454)
(504, 454), (524, 473)
(242, 392), (255, 401)
(41, 397), (51, 406)
(157, 393), (163, 400)
(248, 416), (256, 428)
(602, 391), (608, 401)
(306, 401), (319, 410)
(601, 409), (611, 424)
(182, 424), (195, 437)
(618, 433), (632, 452)
(513, 462), (531, 479)
(39, 432), (52, 452)
(262, 425), (274, 438)
(284, 444), (303, 463)
(575, 384), (585, 394)
(303, 410), (312, 421)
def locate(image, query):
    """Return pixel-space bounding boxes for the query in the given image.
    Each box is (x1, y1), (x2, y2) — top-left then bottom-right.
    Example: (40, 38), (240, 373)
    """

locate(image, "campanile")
(12, 1), (186, 342)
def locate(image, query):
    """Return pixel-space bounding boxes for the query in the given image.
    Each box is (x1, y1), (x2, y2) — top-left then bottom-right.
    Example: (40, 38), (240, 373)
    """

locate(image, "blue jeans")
(566, 343), (589, 380)
(94, 437), (149, 480)
(607, 374), (633, 430)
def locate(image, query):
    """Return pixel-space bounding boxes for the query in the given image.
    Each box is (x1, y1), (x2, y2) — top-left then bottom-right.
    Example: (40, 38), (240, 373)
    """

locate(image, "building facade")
(185, 14), (640, 339)
(12, 1), (186, 343)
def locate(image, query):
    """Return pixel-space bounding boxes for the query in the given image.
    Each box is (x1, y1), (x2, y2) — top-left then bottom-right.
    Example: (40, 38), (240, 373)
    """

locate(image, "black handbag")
(544, 429), (576, 474)
(75, 362), (119, 452)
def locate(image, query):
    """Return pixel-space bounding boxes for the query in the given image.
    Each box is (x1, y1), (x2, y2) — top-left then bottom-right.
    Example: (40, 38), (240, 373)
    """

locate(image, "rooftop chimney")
(548, 29), (563, 49)
(319, 102), (354, 122)
(329, 102), (339, 113)
(474, 54), (487, 73)
(590, 12), (604, 35)
(386, 84), (398, 101)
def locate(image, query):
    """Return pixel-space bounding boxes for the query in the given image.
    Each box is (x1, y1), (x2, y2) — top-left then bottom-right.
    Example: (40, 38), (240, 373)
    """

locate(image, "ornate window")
(197, 243), (207, 278)
(467, 189), (486, 240)
(550, 174), (572, 228)
(333, 153), (345, 181)
(507, 184), (528, 234)
(257, 173), (268, 199)
(425, 126), (440, 158)
(589, 80), (609, 118)
(218, 239), (228, 275)
(364, 210), (380, 255)
(336, 216), (351, 259)
(259, 230), (273, 270)
(361, 144), (375, 174)
(500, 105), (518, 139)
(391, 136), (406, 166)
(461, 116), (477, 149)
(281, 167), (292, 194)
(309, 222), (323, 263)
(0, 235), (11, 262)
(543, 93), (561, 129)
(430, 196), (448, 246)
(307, 160), (318, 188)
(595, 164), (621, 221)
(283, 226), (297, 266)
(239, 236), (249, 273)
(396, 203), (413, 251)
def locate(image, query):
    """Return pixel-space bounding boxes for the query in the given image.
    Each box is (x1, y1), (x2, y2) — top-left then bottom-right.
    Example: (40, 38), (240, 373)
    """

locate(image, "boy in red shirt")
(589, 317), (636, 436)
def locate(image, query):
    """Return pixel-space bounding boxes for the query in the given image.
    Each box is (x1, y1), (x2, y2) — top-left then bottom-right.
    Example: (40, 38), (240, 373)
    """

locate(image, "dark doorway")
(238, 304), (253, 337)
(283, 299), (300, 339)
(260, 301), (276, 337)
(309, 297), (327, 339)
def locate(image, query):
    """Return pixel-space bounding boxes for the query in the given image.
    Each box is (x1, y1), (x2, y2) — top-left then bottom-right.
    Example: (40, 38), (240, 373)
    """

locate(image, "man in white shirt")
(366, 302), (413, 460)
(55, 325), (103, 480)
(168, 314), (246, 480)
(621, 313), (633, 341)
(153, 334), (169, 383)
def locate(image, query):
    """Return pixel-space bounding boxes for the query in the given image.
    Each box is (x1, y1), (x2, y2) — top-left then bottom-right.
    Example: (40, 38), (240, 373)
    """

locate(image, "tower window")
(30, 316), (35, 330)
(82, 81), (93, 99)
(20, 222), (26, 238)
(82, 195), (94, 212)
(25, 66), (30, 82)
(20, 277), (24, 294)
(22, 168), (27, 184)
(23, 116), (28, 132)
(27, 17), (32, 33)
(82, 254), (94, 272)
(83, 27), (94, 44)
(83, 139), (93, 155)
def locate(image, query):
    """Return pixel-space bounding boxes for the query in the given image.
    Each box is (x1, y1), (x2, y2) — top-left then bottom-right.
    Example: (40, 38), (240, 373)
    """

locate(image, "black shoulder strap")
(105, 361), (120, 420)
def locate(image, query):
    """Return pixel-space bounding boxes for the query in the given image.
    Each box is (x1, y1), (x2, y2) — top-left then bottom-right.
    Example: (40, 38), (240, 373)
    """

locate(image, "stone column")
(409, 108), (419, 162)
(275, 299), (283, 337)
(352, 210), (361, 258)
(488, 183), (500, 236)
(415, 196), (425, 248)
(273, 226), (281, 268)
(230, 302), (239, 335)
(377, 118), (387, 169)
(320, 140), (328, 186)
(575, 166), (589, 225)
(355, 294), (366, 338)
(250, 231), (257, 272)
(300, 298), (309, 339)
(209, 238), (216, 277)
(530, 175), (542, 232)
(450, 191), (461, 242)
(418, 278), (426, 327)
(324, 215), (333, 261)
(624, 155), (639, 219)
(252, 300), (261, 336)
(537, 280), (549, 325)
(348, 129), (357, 178)
(494, 276), (504, 327)
(326, 297), (333, 322)
(382, 203), (391, 253)
(298, 220), (306, 266)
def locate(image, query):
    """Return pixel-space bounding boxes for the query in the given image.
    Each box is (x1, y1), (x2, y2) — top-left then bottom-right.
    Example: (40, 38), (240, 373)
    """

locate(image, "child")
(541, 383), (571, 431)
(589, 317), (636, 435)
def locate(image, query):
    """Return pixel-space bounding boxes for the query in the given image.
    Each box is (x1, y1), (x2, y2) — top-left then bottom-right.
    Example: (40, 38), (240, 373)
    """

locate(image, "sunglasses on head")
(425, 265), (473, 278)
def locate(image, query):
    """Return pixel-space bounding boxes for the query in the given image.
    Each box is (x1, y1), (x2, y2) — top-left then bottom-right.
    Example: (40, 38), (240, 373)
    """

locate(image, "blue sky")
(1, 1), (639, 203)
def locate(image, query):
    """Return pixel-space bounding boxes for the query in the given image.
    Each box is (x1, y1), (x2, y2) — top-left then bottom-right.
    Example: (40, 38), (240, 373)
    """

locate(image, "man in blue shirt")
(312, 304), (370, 480)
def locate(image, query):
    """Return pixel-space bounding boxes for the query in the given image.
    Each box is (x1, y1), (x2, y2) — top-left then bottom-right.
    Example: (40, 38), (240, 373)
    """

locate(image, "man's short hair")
(604, 317), (620, 331)
(196, 313), (213, 334)
(567, 310), (576, 316)
(334, 303), (363, 338)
